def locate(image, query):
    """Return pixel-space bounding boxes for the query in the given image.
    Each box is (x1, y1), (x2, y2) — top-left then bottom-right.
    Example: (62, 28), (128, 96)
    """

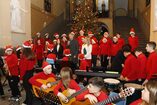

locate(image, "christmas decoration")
(71, 0), (100, 37)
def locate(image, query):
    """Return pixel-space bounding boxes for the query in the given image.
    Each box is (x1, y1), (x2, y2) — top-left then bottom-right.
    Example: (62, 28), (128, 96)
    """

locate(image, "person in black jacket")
(0, 55), (5, 98)
(54, 39), (64, 60)
(68, 32), (79, 69)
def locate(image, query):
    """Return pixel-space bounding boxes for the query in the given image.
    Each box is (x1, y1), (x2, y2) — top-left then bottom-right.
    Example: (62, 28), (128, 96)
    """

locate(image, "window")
(98, 0), (109, 13)
(44, 0), (51, 13)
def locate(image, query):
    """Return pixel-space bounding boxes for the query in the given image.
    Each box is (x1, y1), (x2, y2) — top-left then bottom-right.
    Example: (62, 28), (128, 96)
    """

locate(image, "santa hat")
(5, 45), (13, 52)
(42, 61), (52, 71)
(61, 34), (67, 37)
(78, 54), (85, 60)
(23, 41), (31, 48)
(16, 45), (22, 51)
(88, 31), (94, 35)
(46, 54), (56, 64)
(54, 33), (59, 37)
(130, 28), (135, 34)
(47, 54), (56, 60)
(47, 44), (54, 51)
(63, 49), (71, 56)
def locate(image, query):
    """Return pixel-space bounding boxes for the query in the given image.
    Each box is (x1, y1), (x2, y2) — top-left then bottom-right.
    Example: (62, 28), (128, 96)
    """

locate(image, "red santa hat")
(47, 44), (54, 51)
(78, 54), (85, 60)
(16, 45), (22, 51)
(42, 61), (52, 71)
(54, 33), (59, 37)
(47, 54), (56, 61)
(61, 34), (67, 37)
(63, 49), (71, 56)
(88, 31), (94, 36)
(5, 45), (13, 52)
(130, 28), (135, 34)
(23, 41), (31, 48)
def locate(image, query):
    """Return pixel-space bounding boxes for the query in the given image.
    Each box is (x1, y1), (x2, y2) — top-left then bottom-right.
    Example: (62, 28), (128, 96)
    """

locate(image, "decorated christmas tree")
(71, 0), (99, 36)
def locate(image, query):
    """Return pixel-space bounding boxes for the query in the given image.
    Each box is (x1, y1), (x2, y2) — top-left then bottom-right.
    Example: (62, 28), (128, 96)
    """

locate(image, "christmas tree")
(71, 0), (99, 36)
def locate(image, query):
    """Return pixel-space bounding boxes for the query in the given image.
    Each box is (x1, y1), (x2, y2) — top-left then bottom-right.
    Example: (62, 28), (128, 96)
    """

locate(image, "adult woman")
(130, 79), (157, 105)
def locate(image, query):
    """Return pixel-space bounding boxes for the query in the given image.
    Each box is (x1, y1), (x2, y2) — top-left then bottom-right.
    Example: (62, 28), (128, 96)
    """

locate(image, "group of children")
(0, 27), (157, 105)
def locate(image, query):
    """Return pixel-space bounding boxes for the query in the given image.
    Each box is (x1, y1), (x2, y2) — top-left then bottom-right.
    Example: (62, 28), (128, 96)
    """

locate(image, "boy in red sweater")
(4, 45), (20, 100)
(29, 61), (56, 90)
(120, 45), (139, 81)
(143, 41), (157, 85)
(76, 77), (111, 105)
(134, 48), (147, 82)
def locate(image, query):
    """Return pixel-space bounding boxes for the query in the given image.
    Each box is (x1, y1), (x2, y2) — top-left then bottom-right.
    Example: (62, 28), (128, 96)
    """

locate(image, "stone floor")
(0, 77), (25, 105)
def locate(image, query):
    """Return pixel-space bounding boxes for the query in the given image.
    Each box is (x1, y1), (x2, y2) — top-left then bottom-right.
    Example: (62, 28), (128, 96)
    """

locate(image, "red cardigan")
(5, 53), (19, 76)
(121, 54), (138, 81)
(19, 55), (36, 80)
(29, 72), (56, 87)
(128, 36), (138, 51)
(137, 53), (147, 79)
(146, 51), (157, 80)
(76, 90), (111, 105)
(54, 79), (80, 95)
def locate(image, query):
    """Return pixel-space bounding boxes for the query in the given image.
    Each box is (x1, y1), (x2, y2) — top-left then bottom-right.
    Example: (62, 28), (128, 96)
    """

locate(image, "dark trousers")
(37, 59), (43, 67)
(7, 76), (20, 97)
(0, 77), (4, 95)
(100, 55), (108, 69)
(92, 55), (97, 67)
(23, 70), (34, 105)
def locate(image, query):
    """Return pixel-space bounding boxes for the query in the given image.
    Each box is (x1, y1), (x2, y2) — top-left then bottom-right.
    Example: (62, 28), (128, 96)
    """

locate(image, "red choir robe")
(118, 38), (125, 49)
(90, 36), (99, 56)
(110, 42), (120, 56)
(146, 51), (157, 80)
(19, 55), (36, 80)
(35, 44), (44, 60)
(99, 37), (112, 56)
(5, 53), (19, 76)
(128, 36), (138, 51)
(121, 54), (139, 81)
(137, 53), (147, 79)
(77, 35), (85, 51)
(79, 59), (89, 71)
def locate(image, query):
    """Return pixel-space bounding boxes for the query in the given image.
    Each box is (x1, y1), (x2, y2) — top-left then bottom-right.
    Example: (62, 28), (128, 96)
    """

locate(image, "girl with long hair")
(19, 41), (36, 105)
(54, 67), (80, 103)
(130, 79), (157, 105)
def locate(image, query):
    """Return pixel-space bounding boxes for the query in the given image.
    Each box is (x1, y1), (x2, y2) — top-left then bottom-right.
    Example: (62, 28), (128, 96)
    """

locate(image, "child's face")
(6, 50), (12, 55)
(44, 65), (52, 74)
(88, 84), (100, 94)
(141, 86), (150, 103)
